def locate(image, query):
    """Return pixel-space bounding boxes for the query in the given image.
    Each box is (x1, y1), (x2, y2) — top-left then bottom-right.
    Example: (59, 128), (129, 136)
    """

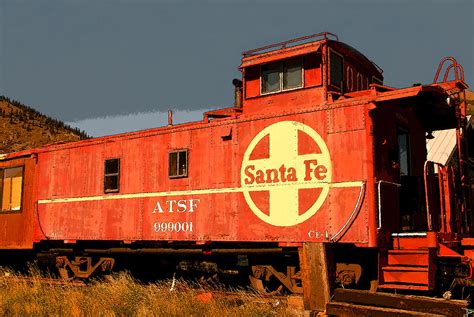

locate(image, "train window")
(0, 166), (24, 212)
(261, 62), (281, 93)
(346, 66), (353, 92)
(283, 58), (303, 89)
(330, 50), (343, 89)
(357, 73), (363, 91)
(169, 149), (188, 178)
(397, 130), (411, 176)
(261, 57), (303, 94)
(104, 159), (120, 193)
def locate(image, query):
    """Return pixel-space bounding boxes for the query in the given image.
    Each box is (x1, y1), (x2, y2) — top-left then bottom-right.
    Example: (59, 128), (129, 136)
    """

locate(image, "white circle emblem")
(241, 121), (332, 226)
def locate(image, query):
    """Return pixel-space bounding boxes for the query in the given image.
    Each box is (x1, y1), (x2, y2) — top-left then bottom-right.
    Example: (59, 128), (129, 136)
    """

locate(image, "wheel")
(249, 266), (284, 295)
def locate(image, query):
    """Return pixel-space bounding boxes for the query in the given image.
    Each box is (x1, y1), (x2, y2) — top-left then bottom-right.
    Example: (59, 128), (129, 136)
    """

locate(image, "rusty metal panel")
(243, 85), (326, 115)
(244, 66), (260, 99)
(0, 156), (36, 249)
(35, 106), (372, 245)
(304, 53), (322, 87)
(38, 199), (142, 240)
(327, 105), (365, 134)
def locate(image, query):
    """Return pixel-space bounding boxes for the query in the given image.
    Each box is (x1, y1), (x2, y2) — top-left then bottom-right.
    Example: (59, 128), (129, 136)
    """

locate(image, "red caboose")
(0, 32), (471, 311)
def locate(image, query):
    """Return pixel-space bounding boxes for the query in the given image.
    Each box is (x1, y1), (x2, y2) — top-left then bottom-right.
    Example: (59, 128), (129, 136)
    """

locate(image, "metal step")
(391, 232), (436, 250)
(382, 265), (429, 285)
(388, 249), (429, 266)
(383, 265), (428, 272)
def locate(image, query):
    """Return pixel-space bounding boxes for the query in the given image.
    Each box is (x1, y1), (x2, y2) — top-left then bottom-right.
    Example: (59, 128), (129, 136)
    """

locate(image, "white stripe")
(391, 232), (427, 237)
(37, 181), (364, 204)
(329, 181), (364, 188)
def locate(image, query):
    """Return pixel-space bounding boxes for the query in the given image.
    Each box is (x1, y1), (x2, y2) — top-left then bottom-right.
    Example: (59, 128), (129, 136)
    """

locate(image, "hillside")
(0, 89), (471, 155)
(0, 96), (89, 154)
(466, 90), (474, 116)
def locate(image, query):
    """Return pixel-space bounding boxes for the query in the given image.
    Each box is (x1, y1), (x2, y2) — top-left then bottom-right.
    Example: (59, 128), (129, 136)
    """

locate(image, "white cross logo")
(241, 121), (332, 226)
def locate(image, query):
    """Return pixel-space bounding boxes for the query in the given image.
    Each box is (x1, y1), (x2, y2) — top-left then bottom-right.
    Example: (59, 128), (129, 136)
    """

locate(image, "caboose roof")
(372, 81), (468, 131)
(328, 40), (383, 79)
(427, 115), (472, 165)
(240, 41), (322, 68)
(0, 149), (37, 161)
(240, 32), (383, 80)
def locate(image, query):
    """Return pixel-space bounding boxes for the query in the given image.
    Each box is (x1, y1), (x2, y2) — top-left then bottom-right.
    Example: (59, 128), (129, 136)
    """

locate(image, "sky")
(1, 0), (473, 137)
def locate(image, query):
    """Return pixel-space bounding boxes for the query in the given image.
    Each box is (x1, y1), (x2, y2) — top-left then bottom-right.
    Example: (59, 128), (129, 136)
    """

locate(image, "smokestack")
(168, 110), (173, 126)
(232, 79), (243, 108)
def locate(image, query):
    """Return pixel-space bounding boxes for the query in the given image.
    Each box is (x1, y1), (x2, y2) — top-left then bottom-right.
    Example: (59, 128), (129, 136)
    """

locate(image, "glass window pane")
(104, 160), (119, 192)
(262, 62), (281, 93)
(11, 174), (22, 210)
(330, 51), (343, 87)
(2, 177), (11, 211)
(283, 58), (302, 89)
(398, 132), (410, 176)
(105, 175), (118, 192)
(178, 151), (187, 176)
(169, 152), (178, 176)
(5, 167), (22, 178)
(1, 167), (23, 211)
(105, 159), (119, 174)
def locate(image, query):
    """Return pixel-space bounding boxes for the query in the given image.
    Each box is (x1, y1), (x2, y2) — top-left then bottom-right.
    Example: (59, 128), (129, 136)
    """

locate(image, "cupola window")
(261, 57), (303, 94)
(330, 50), (344, 89)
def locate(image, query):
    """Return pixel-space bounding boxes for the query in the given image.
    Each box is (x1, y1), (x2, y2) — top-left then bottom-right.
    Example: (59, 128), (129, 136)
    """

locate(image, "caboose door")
(396, 128), (428, 232)
(373, 117), (428, 235)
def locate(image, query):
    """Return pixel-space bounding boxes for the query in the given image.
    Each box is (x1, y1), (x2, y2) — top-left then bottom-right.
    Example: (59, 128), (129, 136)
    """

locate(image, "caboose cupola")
(240, 32), (384, 113)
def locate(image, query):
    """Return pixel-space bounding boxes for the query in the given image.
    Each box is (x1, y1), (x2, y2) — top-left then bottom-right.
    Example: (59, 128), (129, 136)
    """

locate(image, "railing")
(242, 32), (339, 56)
(424, 161), (439, 231)
(433, 56), (465, 83)
(376, 180), (401, 230)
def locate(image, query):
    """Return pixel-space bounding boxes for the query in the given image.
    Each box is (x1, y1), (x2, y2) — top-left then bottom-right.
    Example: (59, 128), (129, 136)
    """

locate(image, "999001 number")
(153, 222), (193, 233)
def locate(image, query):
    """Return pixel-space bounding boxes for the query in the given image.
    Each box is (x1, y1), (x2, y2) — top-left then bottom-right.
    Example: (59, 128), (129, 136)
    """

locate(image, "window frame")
(329, 49), (344, 90)
(0, 165), (25, 213)
(346, 66), (353, 92)
(356, 73), (363, 91)
(168, 149), (188, 179)
(397, 128), (412, 177)
(104, 158), (120, 194)
(260, 57), (304, 96)
(260, 61), (282, 94)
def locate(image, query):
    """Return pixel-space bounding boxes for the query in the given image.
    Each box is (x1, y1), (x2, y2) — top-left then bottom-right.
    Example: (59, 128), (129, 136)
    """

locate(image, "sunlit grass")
(0, 269), (299, 316)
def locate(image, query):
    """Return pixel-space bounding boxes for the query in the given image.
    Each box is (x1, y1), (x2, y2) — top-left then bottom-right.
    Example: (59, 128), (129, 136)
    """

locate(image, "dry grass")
(0, 269), (298, 317)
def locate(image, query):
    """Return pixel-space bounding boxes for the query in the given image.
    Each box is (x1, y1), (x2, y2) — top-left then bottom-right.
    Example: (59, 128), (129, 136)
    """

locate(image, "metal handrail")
(242, 32), (339, 56)
(424, 160), (444, 231)
(376, 180), (401, 230)
(433, 56), (465, 83)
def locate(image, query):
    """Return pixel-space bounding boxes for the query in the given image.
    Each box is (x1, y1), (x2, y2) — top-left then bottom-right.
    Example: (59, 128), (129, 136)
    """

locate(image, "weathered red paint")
(0, 154), (37, 249)
(0, 32), (471, 296)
